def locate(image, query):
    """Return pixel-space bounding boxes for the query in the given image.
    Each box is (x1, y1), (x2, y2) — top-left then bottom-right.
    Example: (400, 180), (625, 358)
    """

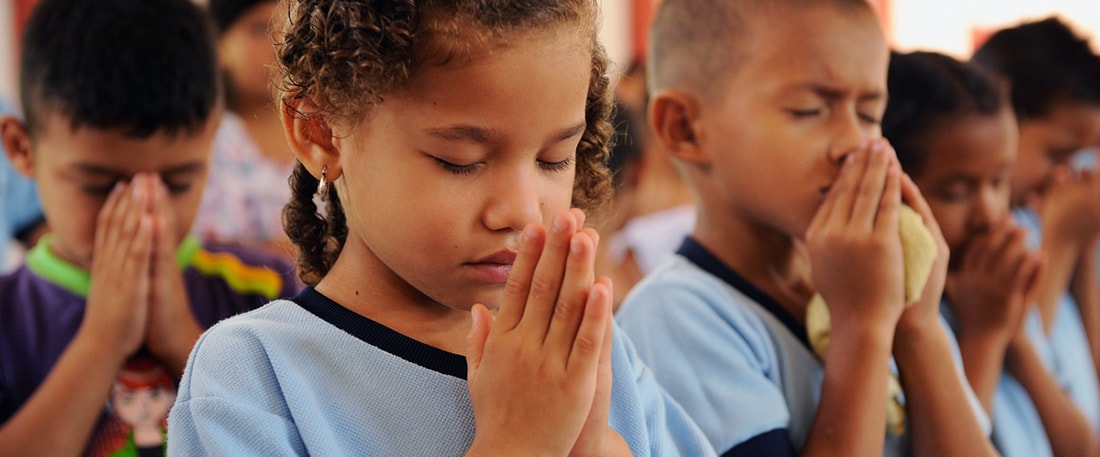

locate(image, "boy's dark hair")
(648, 0), (875, 98)
(20, 0), (220, 137)
(883, 51), (1007, 177)
(278, 0), (612, 286)
(972, 17), (1100, 121)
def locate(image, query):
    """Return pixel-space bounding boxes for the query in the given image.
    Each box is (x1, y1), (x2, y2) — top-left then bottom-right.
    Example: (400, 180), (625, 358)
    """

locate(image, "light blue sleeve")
(617, 277), (792, 455)
(167, 323), (308, 456)
(937, 314), (993, 435)
(1048, 296), (1100, 434)
(608, 324), (718, 457)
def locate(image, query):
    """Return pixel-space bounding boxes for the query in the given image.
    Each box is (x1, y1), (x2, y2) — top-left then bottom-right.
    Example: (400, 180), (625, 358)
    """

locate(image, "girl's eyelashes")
(434, 158), (481, 175)
(432, 156), (575, 175)
(539, 156), (574, 172)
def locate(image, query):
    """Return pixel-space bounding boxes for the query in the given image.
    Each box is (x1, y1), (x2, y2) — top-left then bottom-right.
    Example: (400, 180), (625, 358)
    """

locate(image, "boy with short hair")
(0, 0), (299, 455)
(617, 1), (996, 455)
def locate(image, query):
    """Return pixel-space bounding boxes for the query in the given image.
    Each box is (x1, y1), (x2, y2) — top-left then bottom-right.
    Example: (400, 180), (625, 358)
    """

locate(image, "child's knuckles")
(552, 297), (581, 324)
(527, 276), (558, 305)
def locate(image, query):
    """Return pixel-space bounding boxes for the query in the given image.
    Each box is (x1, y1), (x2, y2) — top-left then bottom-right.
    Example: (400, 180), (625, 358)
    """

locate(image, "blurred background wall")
(0, 0), (1097, 105)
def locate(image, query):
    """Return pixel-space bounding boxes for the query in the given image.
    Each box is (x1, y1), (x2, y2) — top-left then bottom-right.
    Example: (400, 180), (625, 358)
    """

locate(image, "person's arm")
(893, 174), (997, 457)
(0, 331), (130, 456)
(946, 217), (1039, 414)
(0, 180), (153, 456)
(800, 142), (905, 457)
(1007, 330), (1100, 457)
(1032, 228), (1081, 334)
(1071, 236), (1100, 380)
(894, 323), (998, 457)
(1032, 170), (1100, 334)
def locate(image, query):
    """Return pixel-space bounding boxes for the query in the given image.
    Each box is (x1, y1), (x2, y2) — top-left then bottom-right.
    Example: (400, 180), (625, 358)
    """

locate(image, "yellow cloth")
(805, 205), (936, 435)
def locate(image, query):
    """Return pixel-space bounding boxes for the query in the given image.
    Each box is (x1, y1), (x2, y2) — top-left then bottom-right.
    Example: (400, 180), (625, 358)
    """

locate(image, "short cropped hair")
(972, 17), (1100, 121)
(647, 0), (874, 98)
(20, 0), (220, 137)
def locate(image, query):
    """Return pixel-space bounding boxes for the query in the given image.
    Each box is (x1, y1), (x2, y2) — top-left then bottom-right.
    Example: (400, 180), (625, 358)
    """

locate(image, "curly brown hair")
(277, 0), (614, 286)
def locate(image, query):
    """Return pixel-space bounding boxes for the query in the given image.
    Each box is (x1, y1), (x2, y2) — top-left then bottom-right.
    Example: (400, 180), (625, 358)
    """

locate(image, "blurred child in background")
(0, 1), (300, 454)
(974, 17), (1100, 434)
(885, 49), (1098, 457)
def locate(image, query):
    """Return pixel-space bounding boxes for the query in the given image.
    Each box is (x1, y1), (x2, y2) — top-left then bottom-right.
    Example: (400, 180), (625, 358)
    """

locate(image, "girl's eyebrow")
(425, 124), (499, 143)
(424, 122), (586, 144)
(552, 122), (587, 142)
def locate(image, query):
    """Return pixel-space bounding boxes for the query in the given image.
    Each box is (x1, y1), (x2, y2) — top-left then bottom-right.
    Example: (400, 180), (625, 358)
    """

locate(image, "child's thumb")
(465, 304), (493, 377)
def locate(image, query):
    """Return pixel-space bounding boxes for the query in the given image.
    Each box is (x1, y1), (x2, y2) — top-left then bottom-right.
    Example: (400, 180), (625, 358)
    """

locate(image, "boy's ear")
(281, 97), (342, 181)
(649, 90), (709, 166)
(1, 116), (35, 179)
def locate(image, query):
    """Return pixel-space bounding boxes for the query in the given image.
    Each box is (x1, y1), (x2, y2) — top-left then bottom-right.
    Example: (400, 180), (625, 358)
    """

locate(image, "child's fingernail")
(521, 225), (536, 242)
(552, 214), (568, 233)
(571, 236), (584, 254)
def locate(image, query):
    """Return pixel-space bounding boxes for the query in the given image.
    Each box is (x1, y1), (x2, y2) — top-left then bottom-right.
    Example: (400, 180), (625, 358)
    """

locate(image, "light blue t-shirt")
(942, 304), (1054, 457)
(1014, 207), (1100, 435)
(168, 287), (717, 456)
(0, 100), (43, 271)
(617, 237), (989, 457)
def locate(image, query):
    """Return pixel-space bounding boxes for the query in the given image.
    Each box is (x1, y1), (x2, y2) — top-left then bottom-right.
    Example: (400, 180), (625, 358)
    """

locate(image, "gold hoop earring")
(317, 165), (329, 202)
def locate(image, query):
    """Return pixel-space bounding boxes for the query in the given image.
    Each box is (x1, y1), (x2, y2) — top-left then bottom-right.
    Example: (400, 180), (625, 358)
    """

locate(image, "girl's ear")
(649, 90), (710, 166)
(1, 116), (35, 179)
(282, 97), (342, 181)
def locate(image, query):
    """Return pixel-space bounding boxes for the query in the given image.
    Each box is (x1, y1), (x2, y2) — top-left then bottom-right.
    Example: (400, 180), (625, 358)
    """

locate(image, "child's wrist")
(828, 318), (896, 355)
(892, 318), (950, 360)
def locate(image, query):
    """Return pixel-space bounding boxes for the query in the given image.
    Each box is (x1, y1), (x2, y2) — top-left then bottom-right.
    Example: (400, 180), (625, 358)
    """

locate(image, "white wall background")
(889, 1), (1100, 58)
(0, 0), (1096, 105)
(0, 1), (16, 104)
(0, 0), (634, 105)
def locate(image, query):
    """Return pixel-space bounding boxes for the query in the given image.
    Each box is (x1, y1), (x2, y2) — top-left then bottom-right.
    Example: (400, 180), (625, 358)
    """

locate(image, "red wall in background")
(14, 0), (38, 44)
(631, 0), (656, 65)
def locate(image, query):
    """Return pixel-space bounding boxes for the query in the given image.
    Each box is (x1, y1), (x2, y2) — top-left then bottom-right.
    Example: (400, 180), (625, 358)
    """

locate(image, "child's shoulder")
(188, 240), (302, 300)
(618, 245), (773, 330)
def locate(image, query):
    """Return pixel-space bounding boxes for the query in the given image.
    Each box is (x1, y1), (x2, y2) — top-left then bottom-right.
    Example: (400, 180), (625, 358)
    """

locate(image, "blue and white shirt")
(168, 287), (717, 456)
(1014, 207), (1100, 435)
(617, 237), (989, 456)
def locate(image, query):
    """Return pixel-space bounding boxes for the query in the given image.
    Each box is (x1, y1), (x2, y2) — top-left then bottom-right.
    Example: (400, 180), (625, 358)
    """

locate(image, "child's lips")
(465, 250), (517, 283)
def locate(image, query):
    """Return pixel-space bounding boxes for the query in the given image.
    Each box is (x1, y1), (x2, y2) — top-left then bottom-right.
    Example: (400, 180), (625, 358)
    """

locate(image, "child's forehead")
(724, 17), (886, 98)
(33, 112), (215, 170)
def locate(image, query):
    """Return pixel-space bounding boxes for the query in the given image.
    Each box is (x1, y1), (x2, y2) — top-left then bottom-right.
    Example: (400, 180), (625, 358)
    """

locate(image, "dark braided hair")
(276, 0), (612, 286)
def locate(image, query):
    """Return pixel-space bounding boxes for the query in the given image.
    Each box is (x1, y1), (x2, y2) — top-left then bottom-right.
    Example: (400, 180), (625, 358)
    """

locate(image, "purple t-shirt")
(0, 235), (301, 456)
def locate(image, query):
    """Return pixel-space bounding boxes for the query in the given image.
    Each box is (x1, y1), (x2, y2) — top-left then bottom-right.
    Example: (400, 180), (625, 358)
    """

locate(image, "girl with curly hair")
(167, 1), (714, 455)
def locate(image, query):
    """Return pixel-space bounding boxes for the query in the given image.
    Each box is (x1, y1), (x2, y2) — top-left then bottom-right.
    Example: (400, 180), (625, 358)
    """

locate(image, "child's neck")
(315, 241), (472, 355)
(693, 216), (815, 325)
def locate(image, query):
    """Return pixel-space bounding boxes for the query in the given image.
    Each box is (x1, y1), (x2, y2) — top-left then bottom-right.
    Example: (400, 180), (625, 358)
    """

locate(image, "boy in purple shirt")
(0, 0), (300, 455)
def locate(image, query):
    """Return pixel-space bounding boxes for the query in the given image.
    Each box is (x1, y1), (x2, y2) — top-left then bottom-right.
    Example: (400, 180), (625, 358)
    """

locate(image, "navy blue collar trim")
(676, 237), (811, 349)
(292, 287), (468, 380)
